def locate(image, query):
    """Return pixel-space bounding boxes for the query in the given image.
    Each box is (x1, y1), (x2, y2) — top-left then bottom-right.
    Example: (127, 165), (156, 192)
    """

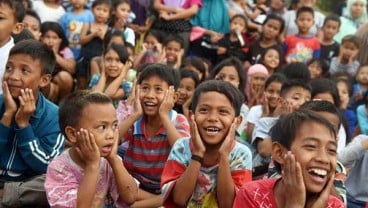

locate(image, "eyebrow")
(302, 137), (337, 147)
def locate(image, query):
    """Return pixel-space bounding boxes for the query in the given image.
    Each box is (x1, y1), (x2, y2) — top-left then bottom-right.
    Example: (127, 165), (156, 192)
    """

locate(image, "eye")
(198, 107), (208, 113)
(327, 147), (337, 155)
(304, 144), (316, 150)
(112, 123), (118, 131)
(5, 65), (12, 72)
(97, 125), (106, 131)
(219, 109), (230, 115)
(141, 86), (149, 92)
(155, 87), (163, 93)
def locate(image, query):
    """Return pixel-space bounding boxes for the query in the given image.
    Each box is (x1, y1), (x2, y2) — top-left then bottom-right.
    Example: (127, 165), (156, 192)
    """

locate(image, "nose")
(207, 110), (218, 122)
(315, 148), (330, 164)
(8, 69), (21, 80)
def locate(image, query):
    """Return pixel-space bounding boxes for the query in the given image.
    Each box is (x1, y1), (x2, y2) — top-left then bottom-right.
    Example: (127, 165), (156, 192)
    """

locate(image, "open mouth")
(308, 168), (328, 183)
(204, 127), (221, 136)
(101, 144), (113, 154)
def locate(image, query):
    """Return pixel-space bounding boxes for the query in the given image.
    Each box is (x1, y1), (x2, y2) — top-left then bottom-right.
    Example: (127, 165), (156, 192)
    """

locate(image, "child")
(356, 90), (368, 135)
(280, 79), (312, 112)
(245, 64), (269, 107)
(308, 58), (330, 79)
(246, 14), (284, 65)
(320, 15), (341, 64)
(234, 110), (345, 208)
(32, 0), (65, 22)
(110, 0), (135, 46)
(161, 35), (184, 69)
(133, 30), (164, 68)
(351, 65), (368, 110)
(0, 40), (65, 207)
(0, 0), (24, 94)
(284, 6), (321, 64)
(335, 77), (356, 136)
(118, 63), (190, 207)
(161, 80), (253, 207)
(261, 47), (282, 74)
(281, 62), (312, 84)
(59, 0), (94, 58)
(40, 21), (76, 103)
(217, 14), (249, 62)
(89, 43), (131, 106)
(45, 91), (138, 207)
(329, 35), (360, 77)
(77, 0), (111, 89)
(182, 56), (207, 82)
(22, 9), (42, 40)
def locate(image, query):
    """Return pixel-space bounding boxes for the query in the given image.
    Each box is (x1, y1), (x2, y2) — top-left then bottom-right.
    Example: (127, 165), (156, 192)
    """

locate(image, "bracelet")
(191, 154), (203, 164)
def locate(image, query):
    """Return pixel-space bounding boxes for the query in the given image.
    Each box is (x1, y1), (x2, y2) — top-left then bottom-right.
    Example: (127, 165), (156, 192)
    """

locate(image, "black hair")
(180, 68), (200, 88)
(310, 78), (340, 108)
(341, 35), (360, 49)
(280, 79), (311, 97)
(265, 73), (288, 89)
(108, 0), (130, 27)
(103, 29), (125, 49)
(261, 47), (283, 71)
(13, 28), (35, 43)
(145, 30), (164, 44)
(92, 0), (112, 9)
(307, 58), (330, 77)
(41, 22), (69, 51)
(9, 39), (55, 74)
(103, 43), (129, 64)
(334, 77), (353, 97)
(281, 62), (311, 84)
(323, 14), (341, 27)
(231, 14), (248, 29)
(263, 13), (285, 34)
(137, 63), (180, 90)
(164, 35), (184, 49)
(191, 80), (245, 116)
(210, 57), (246, 93)
(25, 9), (41, 26)
(59, 90), (112, 136)
(0, 0), (25, 22)
(183, 56), (206, 82)
(296, 6), (314, 19)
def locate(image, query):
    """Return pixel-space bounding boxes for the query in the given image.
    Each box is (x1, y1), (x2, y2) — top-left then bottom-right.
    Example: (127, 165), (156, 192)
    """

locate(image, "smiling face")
(74, 103), (118, 157)
(103, 49), (123, 78)
(176, 77), (196, 106)
(283, 87), (311, 111)
(263, 49), (280, 70)
(251, 72), (267, 90)
(194, 91), (236, 147)
(265, 81), (282, 108)
(215, 66), (240, 89)
(23, 14), (41, 40)
(165, 41), (181, 64)
(290, 121), (337, 193)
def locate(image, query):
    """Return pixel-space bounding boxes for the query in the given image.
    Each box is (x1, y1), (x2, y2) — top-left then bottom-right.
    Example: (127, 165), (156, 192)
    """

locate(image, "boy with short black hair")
(118, 63), (190, 207)
(284, 6), (321, 64)
(234, 110), (345, 207)
(0, 0), (25, 94)
(0, 39), (65, 207)
(280, 79), (312, 112)
(320, 14), (341, 64)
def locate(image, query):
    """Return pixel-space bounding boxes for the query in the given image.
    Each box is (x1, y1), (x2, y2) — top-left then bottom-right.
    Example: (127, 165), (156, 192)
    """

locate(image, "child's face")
(340, 41), (358, 60)
(176, 77), (196, 105)
(187, 65), (203, 81)
(283, 87), (311, 111)
(215, 66), (240, 89)
(313, 92), (335, 105)
(308, 62), (322, 79)
(299, 0), (316, 7)
(265, 81), (282, 108)
(145, 34), (159, 50)
(194, 91), (236, 146)
(115, 2), (131, 22)
(41, 30), (61, 50)
(295, 12), (314, 34)
(0, 3), (18, 46)
(70, 0), (87, 9)
(139, 76), (170, 117)
(289, 121), (337, 194)
(251, 72), (267, 89)
(230, 17), (247, 33)
(356, 66), (368, 85)
(92, 3), (111, 23)
(263, 49), (280, 70)
(337, 81), (350, 109)
(351, 1), (365, 19)
(165, 41), (181, 64)
(22, 15), (41, 40)
(4, 54), (50, 99)
(263, 19), (282, 40)
(74, 103), (118, 157)
(270, 0), (285, 10)
(103, 49), (123, 78)
(322, 20), (339, 40)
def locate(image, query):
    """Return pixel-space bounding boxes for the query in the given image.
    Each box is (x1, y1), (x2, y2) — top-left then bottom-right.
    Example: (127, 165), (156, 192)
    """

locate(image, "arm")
(77, 164), (99, 208)
(153, 0), (177, 13)
(161, 5), (200, 21)
(91, 73), (107, 93)
(79, 23), (96, 45)
(217, 154), (236, 208)
(338, 134), (368, 166)
(104, 63), (130, 100)
(118, 86), (142, 138)
(55, 53), (76, 74)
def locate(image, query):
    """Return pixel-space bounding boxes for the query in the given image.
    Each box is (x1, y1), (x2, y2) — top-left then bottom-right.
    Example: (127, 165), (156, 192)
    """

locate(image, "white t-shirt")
(32, 1), (65, 23)
(237, 104), (250, 135)
(246, 105), (263, 125)
(283, 10), (325, 37)
(0, 37), (14, 94)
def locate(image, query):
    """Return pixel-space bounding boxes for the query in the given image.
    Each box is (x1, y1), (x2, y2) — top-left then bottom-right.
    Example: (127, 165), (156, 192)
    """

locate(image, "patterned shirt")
(283, 34), (321, 64)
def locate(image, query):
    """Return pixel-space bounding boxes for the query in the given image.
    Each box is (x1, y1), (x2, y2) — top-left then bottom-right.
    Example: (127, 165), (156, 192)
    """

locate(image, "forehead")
(167, 41), (181, 48)
(8, 53), (42, 67)
(342, 41), (358, 49)
(23, 15), (40, 25)
(117, 2), (131, 9)
(232, 16), (246, 24)
(197, 91), (234, 108)
(294, 121), (336, 143)
(325, 19), (339, 26)
(219, 66), (238, 74)
(141, 75), (170, 86)
(0, 3), (15, 17)
(180, 77), (196, 86)
(80, 103), (116, 122)
(285, 86), (310, 97)
(94, 3), (111, 10)
(297, 11), (314, 19)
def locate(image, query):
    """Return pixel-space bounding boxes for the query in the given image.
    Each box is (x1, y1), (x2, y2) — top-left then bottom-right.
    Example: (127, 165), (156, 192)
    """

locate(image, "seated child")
(234, 110), (345, 208)
(118, 63), (190, 207)
(160, 35), (184, 69)
(0, 40), (65, 207)
(308, 58), (330, 79)
(351, 65), (368, 111)
(45, 91), (138, 207)
(161, 80), (253, 207)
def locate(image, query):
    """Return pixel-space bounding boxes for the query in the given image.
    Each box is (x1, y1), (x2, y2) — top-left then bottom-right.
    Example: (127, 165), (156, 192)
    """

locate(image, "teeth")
(309, 168), (327, 176)
(145, 102), (156, 106)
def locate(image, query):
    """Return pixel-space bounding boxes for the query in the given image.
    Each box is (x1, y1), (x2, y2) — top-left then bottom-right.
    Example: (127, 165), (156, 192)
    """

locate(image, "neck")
(321, 37), (334, 45)
(73, 7), (84, 13)
(298, 32), (310, 37)
(359, 83), (368, 90)
(261, 38), (276, 47)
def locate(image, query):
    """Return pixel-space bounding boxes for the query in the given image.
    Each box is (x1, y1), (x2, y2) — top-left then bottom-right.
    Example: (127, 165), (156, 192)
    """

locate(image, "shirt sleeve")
(174, 114), (190, 137)
(233, 187), (259, 208)
(116, 100), (134, 124)
(88, 74), (101, 88)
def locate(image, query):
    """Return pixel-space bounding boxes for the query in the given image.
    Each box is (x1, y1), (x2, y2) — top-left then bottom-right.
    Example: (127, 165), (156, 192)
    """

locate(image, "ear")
(12, 23), (24, 35)
(173, 91), (179, 103)
(234, 115), (243, 129)
(39, 74), (52, 88)
(65, 126), (78, 144)
(271, 142), (288, 166)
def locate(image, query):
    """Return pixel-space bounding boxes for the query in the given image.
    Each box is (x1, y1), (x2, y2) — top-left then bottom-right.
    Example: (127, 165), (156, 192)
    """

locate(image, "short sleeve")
(174, 114), (190, 138)
(60, 47), (74, 59)
(88, 74), (101, 88)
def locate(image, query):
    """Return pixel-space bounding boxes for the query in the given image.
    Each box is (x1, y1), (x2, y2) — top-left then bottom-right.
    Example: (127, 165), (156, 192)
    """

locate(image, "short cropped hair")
(265, 73), (288, 89)
(180, 69), (200, 88)
(310, 78), (340, 108)
(25, 9), (41, 26)
(9, 39), (55, 74)
(164, 35), (184, 49)
(341, 35), (360, 49)
(0, 0), (25, 22)
(103, 43), (129, 64)
(323, 14), (341, 27)
(183, 56), (206, 82)
(280, 79), (311, 97)
(191, 80), (245, 116)
(137, 63), (180, 90)
(281, 62), (311, 84)
(296, 6), (314, 19)
(59, 90), (112, 136)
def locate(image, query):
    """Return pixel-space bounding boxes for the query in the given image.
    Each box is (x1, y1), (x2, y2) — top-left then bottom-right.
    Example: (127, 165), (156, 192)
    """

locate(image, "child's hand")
(306, 174), (335, 208)
(75, 128), (100, 165)
(272, 98), (292, 116)
(133, 85), (143, 117)
(182, 95), (193, 119)
(160, 12), (171, 21)
(218, 118), (238, 156)
(159, 86), (175, 117)
(96, 28), (104, 40)
(281, 151), (306, 208)
(106, 129), (119, 162)
(262, 93), (270, 117)
(155, 43), (163, 54)
(189, 114), (206, 157)
(141, 43), (148, 52)
(354, 91), (363, 101)
(119, 61), (131, 78)
(2, 81), (17, 115)
(15, 88), (36, 128)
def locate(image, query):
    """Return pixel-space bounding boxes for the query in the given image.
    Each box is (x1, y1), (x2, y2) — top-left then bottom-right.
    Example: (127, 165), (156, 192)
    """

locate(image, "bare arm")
(91, 73), (106, 92)
(161, 5), (200, 20)
(217, 155), (235, 208)
(55, 54), (76, 74)
(153, 0), (177, 13)
(77, 165), (99, 208)
(79, 23), (96, 45)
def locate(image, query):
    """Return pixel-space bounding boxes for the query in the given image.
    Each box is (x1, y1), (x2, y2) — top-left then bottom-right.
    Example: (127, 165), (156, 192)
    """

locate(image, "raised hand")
(307, 174), (335, 208)
(106, 128), (119, 162)
(218, 118), (238, 156)
(133, 85), (143, 117)
(262, 93), (270, 117)
(189, 114), (206, 157)
(159, 86), (175, 117)
(2, 81), (17, 115)
(15, 88), (36, 128)
(75, 128), (100, 165)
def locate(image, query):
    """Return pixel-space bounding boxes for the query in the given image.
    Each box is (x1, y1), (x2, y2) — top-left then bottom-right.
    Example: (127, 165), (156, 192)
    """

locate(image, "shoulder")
(327, 195), (346, 208)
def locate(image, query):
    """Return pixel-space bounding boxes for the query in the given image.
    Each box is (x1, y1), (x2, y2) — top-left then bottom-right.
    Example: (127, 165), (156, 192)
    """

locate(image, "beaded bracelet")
(191, 154), (204, 165)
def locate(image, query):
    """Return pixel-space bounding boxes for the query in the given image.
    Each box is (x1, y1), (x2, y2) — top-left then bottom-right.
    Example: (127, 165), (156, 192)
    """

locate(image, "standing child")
(161, 80), (253, 207)
(110, 0), (135, 46)
(118, 63), (190, 207)
(32, 0), (65, 22)
(45, 91), (138, 207)
(59, 0), (94, 58)
(217, 14), (249, 63)
(284, 7), (321, 64)
(77, 0), (111, 89)
(320, 15), (341, 64)
(234, 110), (345, 208)
(329, 35), (360, 77)
(0, 40), (65, 207)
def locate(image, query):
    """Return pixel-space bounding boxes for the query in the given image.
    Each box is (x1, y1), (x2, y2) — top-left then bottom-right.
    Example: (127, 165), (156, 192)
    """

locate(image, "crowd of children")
(1, 0), (368, 207)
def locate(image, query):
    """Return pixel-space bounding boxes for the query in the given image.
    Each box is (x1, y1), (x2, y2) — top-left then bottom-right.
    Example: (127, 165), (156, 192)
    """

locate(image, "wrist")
(191, 154), (204, 165)
(16, 120), (29, 129)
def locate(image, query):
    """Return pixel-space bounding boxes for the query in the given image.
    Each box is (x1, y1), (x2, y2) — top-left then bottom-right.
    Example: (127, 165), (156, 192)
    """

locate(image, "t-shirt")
(246, 40), (283, 65)
(283, 10), (325, 37)
(320, 42), (340, 64)
(45, 149), (132, 208)
(233, 178), (345, 208)
(32, 1), (65, 23)
(218, 33), (249, 62)
(161, 137), (252, 207)
(283, 34), (321, 64)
